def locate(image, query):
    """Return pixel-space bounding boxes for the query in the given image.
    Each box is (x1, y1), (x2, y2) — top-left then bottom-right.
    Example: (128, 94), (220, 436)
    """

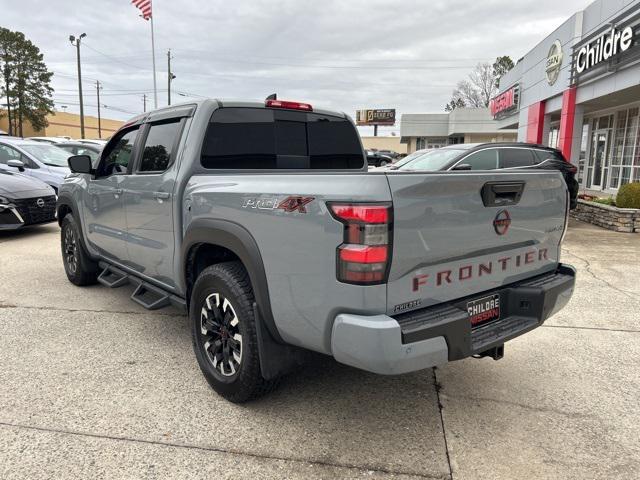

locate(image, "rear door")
(122, 116), (187, 289)
(385, 170), (568, 314)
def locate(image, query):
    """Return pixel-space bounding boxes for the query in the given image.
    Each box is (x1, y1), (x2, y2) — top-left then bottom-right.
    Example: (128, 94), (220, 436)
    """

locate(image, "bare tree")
(445, 57), (514, 111)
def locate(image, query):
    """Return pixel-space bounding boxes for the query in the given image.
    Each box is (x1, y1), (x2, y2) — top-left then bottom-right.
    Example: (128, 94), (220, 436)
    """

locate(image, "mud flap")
(253, 302), (306, 380)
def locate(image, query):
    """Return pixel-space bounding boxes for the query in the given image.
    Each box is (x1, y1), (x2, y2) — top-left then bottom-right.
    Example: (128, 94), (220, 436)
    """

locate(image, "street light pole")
(69, 33), (87, 139)
(167, 49), (176, 106)
(96, 80), (102, 139)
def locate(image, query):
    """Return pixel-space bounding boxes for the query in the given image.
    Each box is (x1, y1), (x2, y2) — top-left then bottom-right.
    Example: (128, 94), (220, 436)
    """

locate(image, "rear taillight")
(265, 99), (313, 111)
(329, 203), (392, 285)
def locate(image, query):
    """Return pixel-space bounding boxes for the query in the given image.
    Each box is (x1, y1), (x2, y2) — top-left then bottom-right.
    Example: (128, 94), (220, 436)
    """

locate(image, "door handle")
(481, 182), (525, 207)
(113, 188), (123, 197)
(153, 192), (171, 200)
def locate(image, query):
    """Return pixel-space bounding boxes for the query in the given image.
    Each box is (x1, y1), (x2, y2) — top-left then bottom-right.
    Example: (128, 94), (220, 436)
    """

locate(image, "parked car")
(395, 143), (579, 209)
(0, 169), (57, 230)
(365, 150), (393, 167)
(28, 136), (71, 144)
(372, 148), (430, 170)
(57, 99), (575, 403)
(0, 139), (72, 193)
(376, 149), (400, 159)
(77, 139), (108, 147)
(56, 142), (102, 165)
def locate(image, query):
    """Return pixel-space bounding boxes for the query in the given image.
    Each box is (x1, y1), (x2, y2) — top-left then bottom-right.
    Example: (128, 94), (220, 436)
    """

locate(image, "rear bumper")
(331, 264), (576, 375)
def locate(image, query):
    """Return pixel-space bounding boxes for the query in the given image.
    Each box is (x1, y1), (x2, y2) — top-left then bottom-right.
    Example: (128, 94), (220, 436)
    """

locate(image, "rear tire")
(191, 261), (278, 403)
(61, 214), (98, 286)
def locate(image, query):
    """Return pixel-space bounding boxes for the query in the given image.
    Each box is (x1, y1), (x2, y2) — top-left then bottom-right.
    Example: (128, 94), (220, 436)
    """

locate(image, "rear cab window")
(201, 107), (364, 169)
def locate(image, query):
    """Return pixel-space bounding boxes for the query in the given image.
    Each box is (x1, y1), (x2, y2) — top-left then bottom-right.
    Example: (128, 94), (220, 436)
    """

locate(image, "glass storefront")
(583, 105), (640, 192)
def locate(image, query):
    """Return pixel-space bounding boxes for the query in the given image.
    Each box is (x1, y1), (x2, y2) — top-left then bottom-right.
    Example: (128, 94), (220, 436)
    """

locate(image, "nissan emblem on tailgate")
(493, 210), (511, 235)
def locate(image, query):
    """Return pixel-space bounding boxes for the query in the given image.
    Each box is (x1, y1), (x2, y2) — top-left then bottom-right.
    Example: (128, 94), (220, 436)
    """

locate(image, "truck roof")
(125, 98), (349, 127)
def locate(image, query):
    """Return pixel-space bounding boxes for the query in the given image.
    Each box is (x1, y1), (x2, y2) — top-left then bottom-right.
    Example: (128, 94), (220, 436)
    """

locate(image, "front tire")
(61, 214), (98, 286)
(191, 261), (278, 403)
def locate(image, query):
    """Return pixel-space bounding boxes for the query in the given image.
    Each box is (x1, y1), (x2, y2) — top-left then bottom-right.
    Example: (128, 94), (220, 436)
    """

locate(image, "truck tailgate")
(385, 170), (568, 315)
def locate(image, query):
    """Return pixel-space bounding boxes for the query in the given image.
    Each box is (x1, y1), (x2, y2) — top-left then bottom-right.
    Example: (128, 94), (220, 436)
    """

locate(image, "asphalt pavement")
(0, 219), (638, 479)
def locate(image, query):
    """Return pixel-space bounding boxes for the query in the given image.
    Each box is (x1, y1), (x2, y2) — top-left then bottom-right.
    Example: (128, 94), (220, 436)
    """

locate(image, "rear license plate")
(467, 294), (500, 327)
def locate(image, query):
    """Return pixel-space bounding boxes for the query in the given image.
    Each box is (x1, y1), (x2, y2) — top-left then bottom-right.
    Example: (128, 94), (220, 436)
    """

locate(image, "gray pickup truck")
(57, 98), (576, 402)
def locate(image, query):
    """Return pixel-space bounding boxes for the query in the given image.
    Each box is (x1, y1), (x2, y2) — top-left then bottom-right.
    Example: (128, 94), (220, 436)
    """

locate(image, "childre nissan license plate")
(467, 293), (500, 327)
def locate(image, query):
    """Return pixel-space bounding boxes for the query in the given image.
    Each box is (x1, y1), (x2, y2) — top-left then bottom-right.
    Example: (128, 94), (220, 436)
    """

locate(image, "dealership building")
(400, 108), (517, 153)
(493, 0), (640, 194)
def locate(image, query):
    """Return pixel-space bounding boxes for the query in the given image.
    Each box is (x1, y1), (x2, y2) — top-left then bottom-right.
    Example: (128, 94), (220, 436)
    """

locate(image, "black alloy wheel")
(199, 292), (243, 377)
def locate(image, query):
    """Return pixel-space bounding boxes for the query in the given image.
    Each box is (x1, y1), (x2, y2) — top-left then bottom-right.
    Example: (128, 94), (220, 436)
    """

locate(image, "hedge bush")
(616, 182), (640, 209)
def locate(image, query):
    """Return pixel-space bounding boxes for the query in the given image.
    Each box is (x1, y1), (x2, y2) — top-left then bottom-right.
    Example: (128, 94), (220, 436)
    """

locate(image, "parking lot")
(0, 219), (638, 479)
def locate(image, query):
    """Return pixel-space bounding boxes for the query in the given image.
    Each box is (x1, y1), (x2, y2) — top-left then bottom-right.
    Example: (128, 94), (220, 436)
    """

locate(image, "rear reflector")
(265, 99), (313, 111)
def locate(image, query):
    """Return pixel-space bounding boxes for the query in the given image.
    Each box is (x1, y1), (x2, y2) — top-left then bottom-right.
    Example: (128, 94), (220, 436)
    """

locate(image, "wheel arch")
(56, 193), (75, 226)
(182, 218), (283, 343)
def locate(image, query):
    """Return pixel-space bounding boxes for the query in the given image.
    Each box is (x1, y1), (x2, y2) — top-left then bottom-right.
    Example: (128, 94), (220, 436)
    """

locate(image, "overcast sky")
(2, 0), (589, 134)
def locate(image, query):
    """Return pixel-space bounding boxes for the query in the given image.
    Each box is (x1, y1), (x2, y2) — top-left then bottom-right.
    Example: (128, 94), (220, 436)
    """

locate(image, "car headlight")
(0, 196), (10, 205)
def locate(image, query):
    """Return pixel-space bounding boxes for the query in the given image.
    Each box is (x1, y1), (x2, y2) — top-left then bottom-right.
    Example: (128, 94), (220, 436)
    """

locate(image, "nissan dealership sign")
(490, 84), (520, 119)
(546, 40), (563, 85)
(575, 26), (635, 74)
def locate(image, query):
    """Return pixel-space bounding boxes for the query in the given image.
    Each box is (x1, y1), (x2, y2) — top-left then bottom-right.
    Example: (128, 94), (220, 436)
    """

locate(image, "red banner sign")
(490, 85), (519, 118)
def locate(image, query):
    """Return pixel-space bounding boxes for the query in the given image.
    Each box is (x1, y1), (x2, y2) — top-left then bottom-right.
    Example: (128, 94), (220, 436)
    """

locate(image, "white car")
(28, 136), (72, 145)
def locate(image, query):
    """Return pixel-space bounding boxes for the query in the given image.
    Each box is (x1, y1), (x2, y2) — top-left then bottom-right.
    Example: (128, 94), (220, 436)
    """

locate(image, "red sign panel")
(490, 85), (519, 118)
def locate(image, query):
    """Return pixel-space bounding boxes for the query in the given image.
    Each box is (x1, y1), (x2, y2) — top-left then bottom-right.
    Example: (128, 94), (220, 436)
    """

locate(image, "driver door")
(83, 126), (140, 261)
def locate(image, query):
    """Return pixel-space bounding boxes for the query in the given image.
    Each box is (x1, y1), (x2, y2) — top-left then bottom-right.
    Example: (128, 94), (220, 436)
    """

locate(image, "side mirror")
(452, 163), (472, 171)
(68, 155), (94, 174)
(7, 159), (25, 172)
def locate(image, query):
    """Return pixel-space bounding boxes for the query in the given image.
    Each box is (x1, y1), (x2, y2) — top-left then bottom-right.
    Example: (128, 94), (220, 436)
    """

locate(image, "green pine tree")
(0, 27), (54, 136)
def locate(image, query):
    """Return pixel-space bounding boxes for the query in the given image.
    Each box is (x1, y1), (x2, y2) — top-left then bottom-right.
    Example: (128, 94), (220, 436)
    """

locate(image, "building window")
(577, 122), (589, 186)
(609, 108), (639, 190)
(548, 126), (559, 148)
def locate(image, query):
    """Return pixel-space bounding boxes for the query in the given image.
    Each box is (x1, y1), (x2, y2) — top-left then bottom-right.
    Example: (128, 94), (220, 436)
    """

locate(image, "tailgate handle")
(481, 182), (524, 207)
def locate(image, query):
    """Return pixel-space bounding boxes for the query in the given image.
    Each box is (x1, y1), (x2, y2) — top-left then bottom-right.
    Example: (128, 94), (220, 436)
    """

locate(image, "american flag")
(131, 0), (152, 20)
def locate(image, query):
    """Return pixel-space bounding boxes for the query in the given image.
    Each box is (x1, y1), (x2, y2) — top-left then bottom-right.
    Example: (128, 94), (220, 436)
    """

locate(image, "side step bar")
(97, 262), (186, 312)
(97, 265), (129, 288)
(131, 282), (170, 310)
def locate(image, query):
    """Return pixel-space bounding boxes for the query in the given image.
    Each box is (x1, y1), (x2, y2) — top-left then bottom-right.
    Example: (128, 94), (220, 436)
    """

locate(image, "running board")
(97, 265), (129, 288)
(130, 283), (171, 310)
(96, 261), (187, 312)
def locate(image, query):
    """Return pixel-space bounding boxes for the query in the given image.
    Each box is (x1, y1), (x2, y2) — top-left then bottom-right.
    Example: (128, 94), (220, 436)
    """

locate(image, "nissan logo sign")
(36, 198), (45, 208)
(493, 210), (511, 235)
(546, 40), (563, 85)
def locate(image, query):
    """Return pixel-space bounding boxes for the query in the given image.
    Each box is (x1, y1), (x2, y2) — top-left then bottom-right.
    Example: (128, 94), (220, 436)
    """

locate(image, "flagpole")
(150, 15), (158, 109)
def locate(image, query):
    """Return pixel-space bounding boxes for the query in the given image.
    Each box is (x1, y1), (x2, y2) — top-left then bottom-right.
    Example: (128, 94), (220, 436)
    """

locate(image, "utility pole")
(143, 94), (147, 113)
(96, 80), (102, 139)
(69, 33), (87, 139)
(167, 49), (176, 106)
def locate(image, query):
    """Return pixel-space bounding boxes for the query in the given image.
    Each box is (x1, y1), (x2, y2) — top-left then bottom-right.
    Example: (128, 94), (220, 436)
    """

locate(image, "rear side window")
(499, 148), (537, 168)
(461, 149), (499, 170)
(139, 120), (183, 172)
(201, 107), (364, 169)
(533, 149), (565, 162)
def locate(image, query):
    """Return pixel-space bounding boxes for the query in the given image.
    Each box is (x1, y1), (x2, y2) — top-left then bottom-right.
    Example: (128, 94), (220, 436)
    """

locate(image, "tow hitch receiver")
(476, 344), (504, 361)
